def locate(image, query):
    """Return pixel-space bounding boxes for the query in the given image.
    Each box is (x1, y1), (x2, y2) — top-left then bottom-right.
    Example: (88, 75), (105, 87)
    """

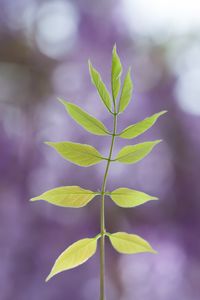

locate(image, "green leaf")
(115, 140), (161, 164)
(111, 44), (122, 102)
(58, 99), (110, 136)
(88, 60), (112, 112)
(30, 186), (98, 208)
(45, 141), (104, 167)
(108, 232), (157, 254)
(119, 111), (167, 139)
(109, 188), (158, 208)
(118, 68), (133, 113)
(46, 236), (98, 281)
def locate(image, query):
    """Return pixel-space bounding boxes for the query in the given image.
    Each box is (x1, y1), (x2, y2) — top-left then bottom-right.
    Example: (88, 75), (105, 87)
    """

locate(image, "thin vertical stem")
(100, 106), (117, 300)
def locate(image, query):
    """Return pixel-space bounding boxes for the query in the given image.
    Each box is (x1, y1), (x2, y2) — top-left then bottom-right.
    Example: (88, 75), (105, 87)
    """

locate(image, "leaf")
(119, 111), (167, 139)
(45, 141), (104, 167)
(58, 99), (110, 136)
(108, 232), (157, 254)
(118, 68), (133, 113)
(111, 44), (122, 102)
(46, 237), (98, 281)
(109, 188), (158, 208)
(31, 186), (98, 208)
(88, 60), (112, 112)
(115, 140), (161, 164)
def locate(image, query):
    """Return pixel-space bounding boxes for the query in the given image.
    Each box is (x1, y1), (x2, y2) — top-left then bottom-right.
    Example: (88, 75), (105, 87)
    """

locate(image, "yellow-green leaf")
(58, 99), (110, 136)
(119, 111), (167, 139)
(111, 44), (122, 102)
(46, 237), (98, 281)
(108, 232), (157, 254)
(88, 60), (112, 112)
(109, 188), (158, 208)
(115, 140), (161, 164)
(30, 186), (98, 208)
(118, 68), (133, 113)
(45, 141), (104, 167)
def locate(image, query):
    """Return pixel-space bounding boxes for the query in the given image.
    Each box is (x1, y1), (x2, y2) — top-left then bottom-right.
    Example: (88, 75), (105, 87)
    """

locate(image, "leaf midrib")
(69, 104), (109, 135)
(61, 144), (103, 160)
(111, 234), (148, 250)
(116, 148), (142, 161)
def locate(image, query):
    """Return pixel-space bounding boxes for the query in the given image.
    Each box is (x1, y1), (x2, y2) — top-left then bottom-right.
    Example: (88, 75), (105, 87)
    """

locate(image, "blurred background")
(0, 0), (200, 299)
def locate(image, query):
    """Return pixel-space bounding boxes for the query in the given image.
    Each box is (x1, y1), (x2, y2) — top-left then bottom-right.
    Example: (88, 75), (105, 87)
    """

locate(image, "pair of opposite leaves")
(44, 99), (166, 167)
(32, 185), (158, 282)
(31, 46), (166, 282)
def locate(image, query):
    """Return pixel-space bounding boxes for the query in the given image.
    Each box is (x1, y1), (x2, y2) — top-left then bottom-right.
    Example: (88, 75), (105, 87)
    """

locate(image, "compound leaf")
(109, 188), (158, 208)
(118, 68), (133, 113)
(46, 237), (98, 281)
(111, 44), (122, 102)
(45, 141), (104, 167)
(108, 232), (157, 254)
(119, 111), (167, 139)
(115, 140), (161, 164)
(88, 60), (112, 112)
(59, 99), (110, 136)
(31, 186), (98, 208)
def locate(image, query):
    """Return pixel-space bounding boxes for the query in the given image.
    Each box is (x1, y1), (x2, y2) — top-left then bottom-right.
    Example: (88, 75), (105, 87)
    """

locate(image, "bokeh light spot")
(175, 69), (200, 115)
(35, 1), (79, 59)
(118, 0), (200, 40)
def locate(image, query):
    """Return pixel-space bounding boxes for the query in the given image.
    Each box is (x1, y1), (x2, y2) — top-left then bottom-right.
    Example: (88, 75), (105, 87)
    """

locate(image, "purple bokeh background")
(0, 1), (200, 300)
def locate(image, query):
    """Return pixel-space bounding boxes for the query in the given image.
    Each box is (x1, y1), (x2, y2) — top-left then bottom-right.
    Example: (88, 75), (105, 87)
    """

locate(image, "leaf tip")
(112, 43), (117, 53)
(44, 141), (52, 146)
(44, 141), (55, 149)
(29, 197), (36, 202)
(155, 139), (162, 145)
(126, 67), (133, 84)
(30, 195), (42, 202)
(158, 110), (168, 117)
(57, 97), (66, 106)
(30, 193), (44, 202)
(88, 59), (92, 69)
(151, 249), (158, 254)
(45, 274), (52, 282)
(88, 59), (93, 76)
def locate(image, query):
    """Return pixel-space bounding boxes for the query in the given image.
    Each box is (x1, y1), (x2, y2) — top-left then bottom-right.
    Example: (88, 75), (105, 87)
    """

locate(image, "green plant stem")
(100, 107), (117, 300)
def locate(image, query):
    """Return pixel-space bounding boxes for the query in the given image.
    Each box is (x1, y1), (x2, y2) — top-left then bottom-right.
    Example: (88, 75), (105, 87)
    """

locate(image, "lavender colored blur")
(0, 1), (200, 300)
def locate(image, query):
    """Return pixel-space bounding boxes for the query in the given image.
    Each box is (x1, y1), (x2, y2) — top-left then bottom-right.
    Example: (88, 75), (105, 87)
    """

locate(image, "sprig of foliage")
(31, 45), (167, 300)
